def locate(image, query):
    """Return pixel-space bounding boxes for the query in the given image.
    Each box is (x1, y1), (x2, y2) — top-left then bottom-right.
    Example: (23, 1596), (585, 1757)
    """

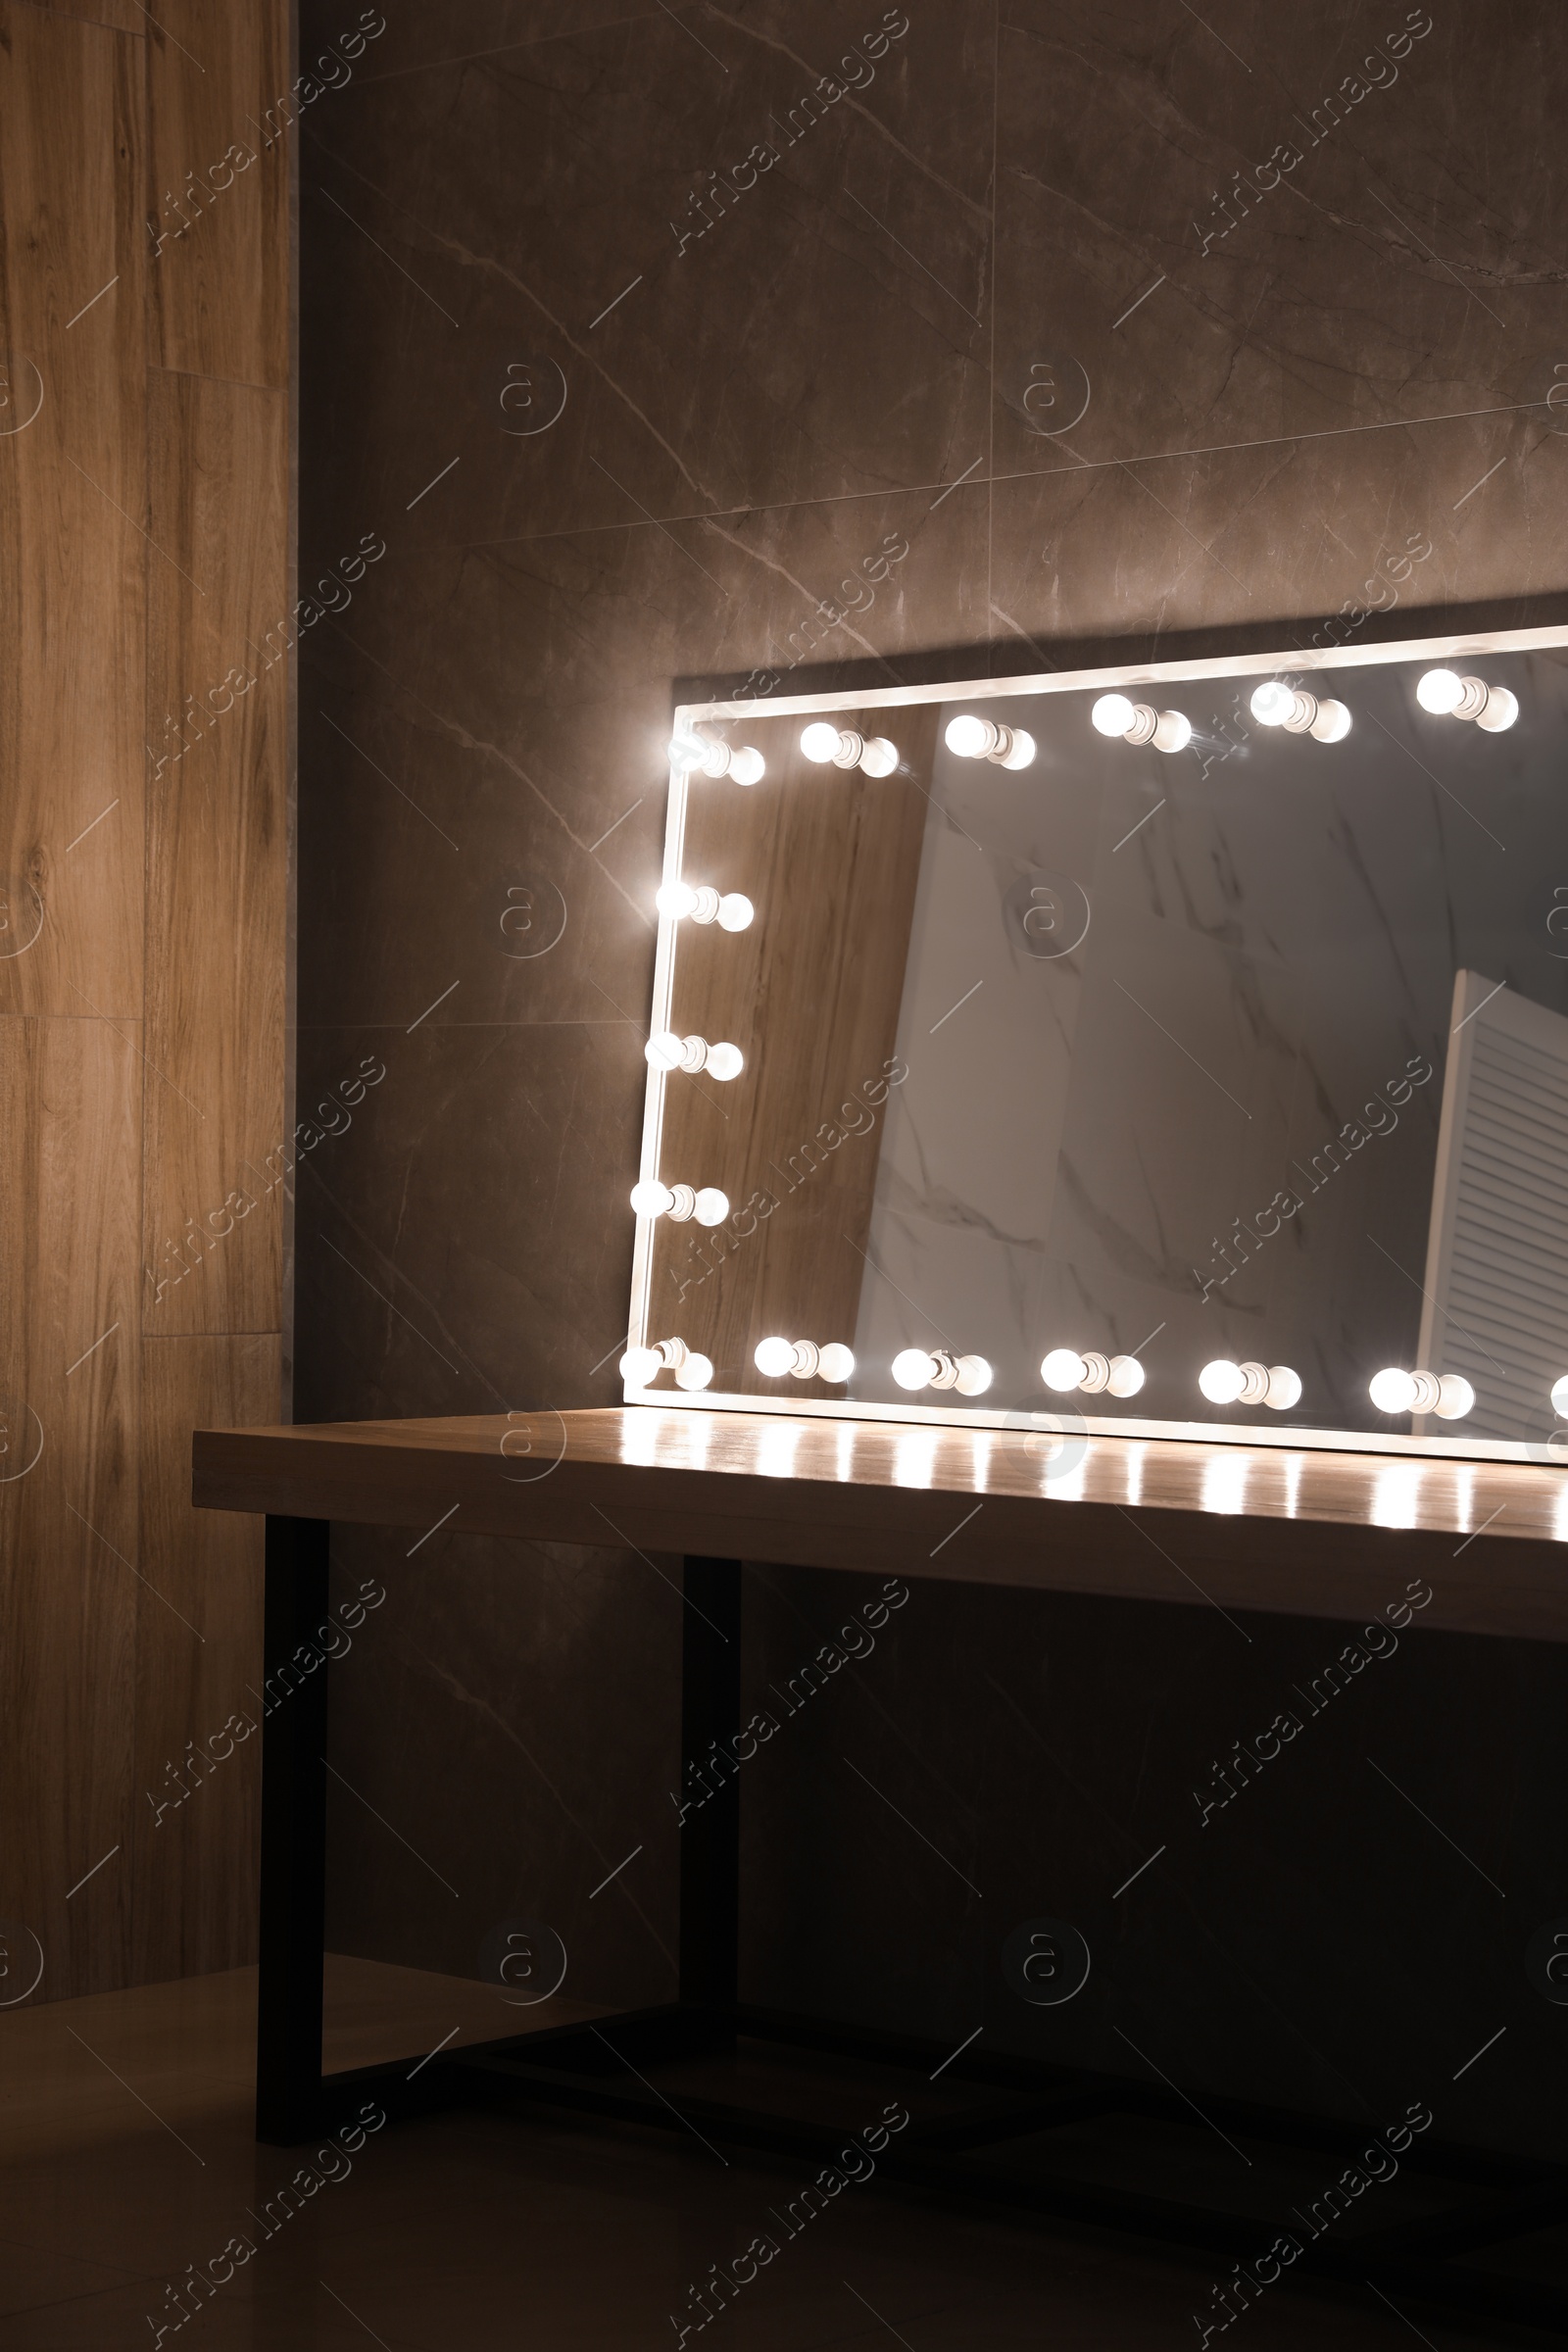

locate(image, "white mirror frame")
(626, 620), (1568, 1467)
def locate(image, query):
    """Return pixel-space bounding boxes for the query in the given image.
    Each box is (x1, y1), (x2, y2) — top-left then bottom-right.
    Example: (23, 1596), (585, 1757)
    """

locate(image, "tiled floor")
(0, 1960), (1539, 2348)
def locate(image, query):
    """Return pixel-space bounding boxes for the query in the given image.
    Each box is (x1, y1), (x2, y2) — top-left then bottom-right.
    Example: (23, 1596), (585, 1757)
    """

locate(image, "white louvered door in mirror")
(1417, 970), (1568, 1443)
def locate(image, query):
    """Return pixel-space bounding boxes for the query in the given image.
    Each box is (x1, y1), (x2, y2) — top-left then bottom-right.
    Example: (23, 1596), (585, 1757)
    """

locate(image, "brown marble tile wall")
(297, 0), (1568, 2142)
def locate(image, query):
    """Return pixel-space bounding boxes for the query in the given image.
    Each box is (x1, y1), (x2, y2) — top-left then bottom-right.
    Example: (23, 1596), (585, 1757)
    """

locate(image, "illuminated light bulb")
(1091, 695), (1190, 753)
(667, 730), (710, 770)
(1419, 667), (1513, 719)
(890, 1346), (988, 1394)
(800, 721), (844, 763)
(660, 881), (742, 925)
(716, 892), (754, 930)
(1370, 1367), (1445, 1415)
(644, 1033), (744, 1080)
(1250, 681), (1353, 743)
(1415, 672), (1516, 728)
(757, 1336), (853, 1380)
(800, 721), (899, 774)
(1250, 680), (1296, 726)
(620, 1336), (689, 1385)
(946, 712), (993, 758)
(1370, 1367), (1416, 1414)
(668, 729), (762, 782)
(674, 1351), (713, 1391)
(1551, 1373), (1568, 1419)
(1435, 1374), (1475, 1420)
(693, 1187), (729, 1226)
(1043, 1347), (1143, 1397)
(631, 1179), (705, 1221)
(1416, 668), (1464, 714)
(945, 714), (1038, 769)
(644, 1031), (687, 1072)
(1200, 1360), (1297, 1409)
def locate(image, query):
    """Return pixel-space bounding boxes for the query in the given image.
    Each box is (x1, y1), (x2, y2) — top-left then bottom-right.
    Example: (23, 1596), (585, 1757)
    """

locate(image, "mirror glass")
(628, 635), (1568, 1461)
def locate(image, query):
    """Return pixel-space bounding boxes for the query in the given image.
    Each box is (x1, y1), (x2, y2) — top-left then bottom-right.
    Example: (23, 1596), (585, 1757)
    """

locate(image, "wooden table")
(193, 1405), (1568, 1642)
(191, 1408), (1568, 2336)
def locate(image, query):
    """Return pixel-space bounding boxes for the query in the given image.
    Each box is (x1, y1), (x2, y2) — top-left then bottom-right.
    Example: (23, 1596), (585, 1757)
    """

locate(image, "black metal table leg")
(256, 1513), (330, 2142)
(678, 1556), (743, 2026)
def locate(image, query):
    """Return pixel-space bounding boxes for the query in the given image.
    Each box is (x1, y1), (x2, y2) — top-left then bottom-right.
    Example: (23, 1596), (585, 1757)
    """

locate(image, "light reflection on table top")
(600, 1407), (1566, 1545)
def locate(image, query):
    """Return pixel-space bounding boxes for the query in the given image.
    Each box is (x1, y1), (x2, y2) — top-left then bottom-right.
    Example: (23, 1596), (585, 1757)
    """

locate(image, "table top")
(192, 1407), (1568, 1642)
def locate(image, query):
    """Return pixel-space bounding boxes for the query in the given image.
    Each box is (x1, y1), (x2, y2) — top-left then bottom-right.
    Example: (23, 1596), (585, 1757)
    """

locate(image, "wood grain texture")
(131, 1335), (277, 1984)
(194, 1408), (1568, 1642)
(146, 0), (290, 389)
(142, 367), (288, 1334)
(0, 3), (145, 1018)
(0, 0), (290, 2002)
(0, 1016), (141, 1994)
(648, 710), (934, 1384)
(33, 2), (143, 28)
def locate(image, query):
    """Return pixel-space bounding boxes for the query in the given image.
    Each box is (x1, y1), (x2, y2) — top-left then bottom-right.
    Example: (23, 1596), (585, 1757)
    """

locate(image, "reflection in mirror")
(627, 638), (1568, 1462)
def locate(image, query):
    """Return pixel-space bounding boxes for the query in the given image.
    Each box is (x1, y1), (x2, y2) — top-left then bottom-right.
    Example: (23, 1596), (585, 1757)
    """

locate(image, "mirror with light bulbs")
(623, 627), (1568, 1464)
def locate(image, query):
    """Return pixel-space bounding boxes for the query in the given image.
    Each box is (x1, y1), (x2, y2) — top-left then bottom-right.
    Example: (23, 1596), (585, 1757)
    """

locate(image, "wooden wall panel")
(0, 6), (145, 1019)
(648, 710), (934, 1383)
(36, 2), (141, 28)
(131, 1335), (276, 1984)
(143, 368), (288, 1335)
(0, 0), (290, 2002)
(0, 1016), (140, 1996)
(146, 0), (291, 389)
